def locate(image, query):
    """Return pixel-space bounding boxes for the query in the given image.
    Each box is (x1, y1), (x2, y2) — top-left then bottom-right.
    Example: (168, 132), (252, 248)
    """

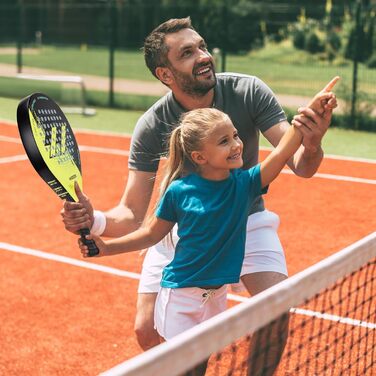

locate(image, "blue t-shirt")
(155, 164), (267, 288)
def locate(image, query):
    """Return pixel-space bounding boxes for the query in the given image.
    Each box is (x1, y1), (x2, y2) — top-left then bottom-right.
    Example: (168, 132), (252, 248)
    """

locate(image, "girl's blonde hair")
(159, 107), (230, 199)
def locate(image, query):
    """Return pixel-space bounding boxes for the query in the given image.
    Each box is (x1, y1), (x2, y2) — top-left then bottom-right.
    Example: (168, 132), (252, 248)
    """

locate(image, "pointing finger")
(322, 76), (340, 92)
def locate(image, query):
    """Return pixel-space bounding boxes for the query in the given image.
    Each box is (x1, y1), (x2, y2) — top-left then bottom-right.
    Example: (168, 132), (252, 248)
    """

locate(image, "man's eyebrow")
(177, 38), (205, 53)
(178, 43), (194, 52)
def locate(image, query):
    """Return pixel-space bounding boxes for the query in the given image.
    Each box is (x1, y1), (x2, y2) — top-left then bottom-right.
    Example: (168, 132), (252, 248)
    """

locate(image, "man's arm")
(262, 76), (338, 178)
(61, 169), (156, 237)
(263, 118), (324, 178)
(102, 169), (157, 237)
(260, 124), (303, 187)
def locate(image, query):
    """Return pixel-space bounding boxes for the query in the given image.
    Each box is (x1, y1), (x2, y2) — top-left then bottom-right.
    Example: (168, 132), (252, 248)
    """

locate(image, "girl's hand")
(78, 233), (107, 257)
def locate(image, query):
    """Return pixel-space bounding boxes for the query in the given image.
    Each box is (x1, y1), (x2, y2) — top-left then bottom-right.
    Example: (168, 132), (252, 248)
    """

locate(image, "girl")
(79, 93), (336, 341)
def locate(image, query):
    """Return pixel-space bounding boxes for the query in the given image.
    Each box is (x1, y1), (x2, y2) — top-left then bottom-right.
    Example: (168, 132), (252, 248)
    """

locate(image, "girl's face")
(192, 118), (243, 180)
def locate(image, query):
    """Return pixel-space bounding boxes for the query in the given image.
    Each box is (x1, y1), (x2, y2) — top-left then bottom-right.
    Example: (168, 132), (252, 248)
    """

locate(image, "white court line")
(281, 168), (376, 185)
(291, 307), (376, 330)
(72, 127), (133, 138)
(0, 241), (375, 331)
(1, 119), (375, 164)
(0, 135), (129, 162)
(0, 154), (28, 164)
(227, 296), (376, 329)
(322, 153), (376, 165)
(0, 135), (129, 156)
(0, 119), (133, 138)
(79, 145), (129, 156)
(0, 242), (140, 280)
(0, 135), (22, 143)
(259, 145), (376, 164)
(1, 136), (375, 184)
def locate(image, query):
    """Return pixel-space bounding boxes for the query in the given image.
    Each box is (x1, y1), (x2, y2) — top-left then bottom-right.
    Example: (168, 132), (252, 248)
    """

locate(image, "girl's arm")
(79, 216), (175, 257)
(260, 125), (303, 188)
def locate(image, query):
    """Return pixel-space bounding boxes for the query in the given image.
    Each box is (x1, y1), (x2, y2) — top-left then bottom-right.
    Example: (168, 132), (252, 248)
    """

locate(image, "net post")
(15, 74), (96, 116)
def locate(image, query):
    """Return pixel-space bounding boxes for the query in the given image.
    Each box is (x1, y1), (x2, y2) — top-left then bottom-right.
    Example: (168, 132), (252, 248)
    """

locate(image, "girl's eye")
(234, 133), (239, 139)
(220, 139), (228, 145)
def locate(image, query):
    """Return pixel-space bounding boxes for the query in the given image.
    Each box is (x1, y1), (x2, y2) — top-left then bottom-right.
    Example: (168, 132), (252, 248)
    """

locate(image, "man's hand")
(292, 76), (340, 153)
(61, 182), (94, 234)
(292, 107), (329, 153)
(307, 76), (340, 116)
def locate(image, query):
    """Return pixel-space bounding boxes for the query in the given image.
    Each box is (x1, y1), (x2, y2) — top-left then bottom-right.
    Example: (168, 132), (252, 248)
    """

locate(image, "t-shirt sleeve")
(249, 77), (287, 133)
(128, 116), (163, 172)
(155, 188), (178, 223)
(248, 164), (268, 197)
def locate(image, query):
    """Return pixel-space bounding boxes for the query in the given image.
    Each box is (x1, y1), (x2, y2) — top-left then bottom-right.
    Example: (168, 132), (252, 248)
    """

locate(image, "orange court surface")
(0, 120), (375, 375)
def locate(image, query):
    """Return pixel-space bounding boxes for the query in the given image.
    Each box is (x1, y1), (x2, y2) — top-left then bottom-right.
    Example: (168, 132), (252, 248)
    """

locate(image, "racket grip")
(79, 228), (100, 257)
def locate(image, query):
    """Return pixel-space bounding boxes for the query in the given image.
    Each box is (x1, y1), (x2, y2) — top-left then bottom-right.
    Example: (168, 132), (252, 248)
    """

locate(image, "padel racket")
(17, 92), (99, 256)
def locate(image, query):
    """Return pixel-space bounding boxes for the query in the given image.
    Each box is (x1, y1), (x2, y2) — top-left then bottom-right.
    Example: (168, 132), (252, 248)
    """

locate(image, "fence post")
(109, 0), (117, 108)
(350, 0), (362, 129)
(17, 0), (25, 74)
(221, 3), (228, 72)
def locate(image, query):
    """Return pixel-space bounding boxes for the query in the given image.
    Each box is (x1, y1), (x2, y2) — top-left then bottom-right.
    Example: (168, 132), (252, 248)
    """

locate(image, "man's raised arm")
(263, 76), (339, 178)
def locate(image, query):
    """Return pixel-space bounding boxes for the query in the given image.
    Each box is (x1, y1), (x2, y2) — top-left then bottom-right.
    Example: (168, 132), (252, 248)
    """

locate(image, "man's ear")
(191, 151), (207, 165)
(155, 67), (173, 86)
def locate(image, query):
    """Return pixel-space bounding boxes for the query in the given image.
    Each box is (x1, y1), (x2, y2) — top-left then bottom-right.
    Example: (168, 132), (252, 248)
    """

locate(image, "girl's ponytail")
(145, 125), (186, 233)
(159, 125), (185, 198)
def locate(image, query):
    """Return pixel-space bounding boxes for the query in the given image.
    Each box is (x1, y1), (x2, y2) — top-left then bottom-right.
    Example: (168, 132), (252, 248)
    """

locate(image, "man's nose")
(197, 49), (211, 62)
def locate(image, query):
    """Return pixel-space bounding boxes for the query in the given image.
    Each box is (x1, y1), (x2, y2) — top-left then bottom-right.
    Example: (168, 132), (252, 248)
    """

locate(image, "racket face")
(17, 93), (82, 202)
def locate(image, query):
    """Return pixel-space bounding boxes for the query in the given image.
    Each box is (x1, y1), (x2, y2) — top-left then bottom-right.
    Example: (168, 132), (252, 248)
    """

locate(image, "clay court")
(1, 120), (375, 375)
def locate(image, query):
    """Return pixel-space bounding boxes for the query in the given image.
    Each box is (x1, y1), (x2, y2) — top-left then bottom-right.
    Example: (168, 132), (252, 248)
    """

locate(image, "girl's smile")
(191, 118), (244, 181)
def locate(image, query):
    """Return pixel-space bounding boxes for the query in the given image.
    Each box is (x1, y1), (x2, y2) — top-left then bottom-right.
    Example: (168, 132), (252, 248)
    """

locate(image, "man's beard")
(170, 65), (217, 97)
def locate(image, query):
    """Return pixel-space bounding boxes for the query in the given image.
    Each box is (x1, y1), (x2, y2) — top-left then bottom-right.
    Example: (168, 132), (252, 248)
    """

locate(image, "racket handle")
(79, 228), (100, 257)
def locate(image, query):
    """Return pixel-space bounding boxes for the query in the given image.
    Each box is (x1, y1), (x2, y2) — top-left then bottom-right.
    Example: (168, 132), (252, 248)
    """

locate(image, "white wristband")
(91, 210), (106, 236)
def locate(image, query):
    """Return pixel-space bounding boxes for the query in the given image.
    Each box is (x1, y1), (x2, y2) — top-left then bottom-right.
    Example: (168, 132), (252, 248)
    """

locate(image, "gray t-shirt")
(128, 73), (286, 213)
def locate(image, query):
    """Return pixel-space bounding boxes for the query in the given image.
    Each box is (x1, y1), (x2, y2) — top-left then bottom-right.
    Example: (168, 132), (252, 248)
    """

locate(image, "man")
(62, 17), (337, 375)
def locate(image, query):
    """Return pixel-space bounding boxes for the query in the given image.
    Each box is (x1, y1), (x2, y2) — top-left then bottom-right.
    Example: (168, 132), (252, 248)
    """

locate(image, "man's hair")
(143, 17), (195, 78)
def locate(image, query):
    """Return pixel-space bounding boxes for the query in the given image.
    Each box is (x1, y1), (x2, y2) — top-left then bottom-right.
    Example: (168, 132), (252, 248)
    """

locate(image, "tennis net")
(102, 232), (376, 376)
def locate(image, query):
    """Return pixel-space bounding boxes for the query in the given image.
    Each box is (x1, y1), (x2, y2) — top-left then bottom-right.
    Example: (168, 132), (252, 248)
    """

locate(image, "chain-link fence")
(0, 0), (375, 129)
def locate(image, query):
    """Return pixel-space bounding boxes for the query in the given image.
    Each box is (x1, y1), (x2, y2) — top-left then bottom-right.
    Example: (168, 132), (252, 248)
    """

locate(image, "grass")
(226, 41), (376, 99)
(1, 96), (375, 160)
(0, 96), (143, 134)
(0, 75), (160, 112)
(1, 41), (375, 100)
(0, 45), (154, 81)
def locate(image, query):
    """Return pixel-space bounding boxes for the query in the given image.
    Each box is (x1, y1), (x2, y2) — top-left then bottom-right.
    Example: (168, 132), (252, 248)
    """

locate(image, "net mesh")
(102, 232), (376, 376)
(205, 258), (376, 375)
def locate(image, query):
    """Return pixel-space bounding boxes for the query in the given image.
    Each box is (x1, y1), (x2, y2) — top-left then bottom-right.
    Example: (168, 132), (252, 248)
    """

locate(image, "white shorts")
(154, 285), (227, 340)
(138, 210), (288, 294)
